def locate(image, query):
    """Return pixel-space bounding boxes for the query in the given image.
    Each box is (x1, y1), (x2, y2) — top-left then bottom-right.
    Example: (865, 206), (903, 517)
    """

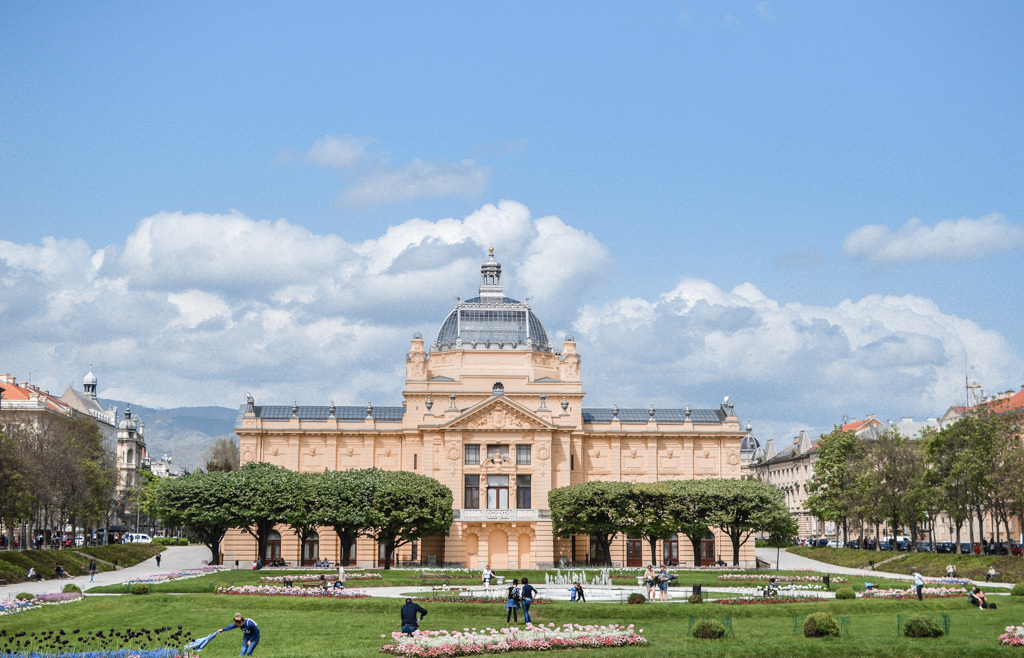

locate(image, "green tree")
(361, 469), (453, 569)
(704, 478), (792, 566)
(664, 479), (716, 567)
(805, 427), (864, 543)
(620, 482), (676, 566)
(548, 481), (632, 566)
(0, 429), (31, 549)
(283, 471), (323, 564)
(319, 469), (371, 566)
(154, 471), (236, 564)
(230, 462), (296, 561)
(203, 437), (240, 472)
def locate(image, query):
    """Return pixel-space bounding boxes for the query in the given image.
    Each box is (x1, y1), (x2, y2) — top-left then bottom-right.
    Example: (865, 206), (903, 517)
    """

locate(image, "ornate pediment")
(442, 396), (553, 431)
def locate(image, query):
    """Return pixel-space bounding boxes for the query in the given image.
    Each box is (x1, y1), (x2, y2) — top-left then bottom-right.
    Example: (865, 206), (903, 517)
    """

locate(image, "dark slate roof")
(582, 408), (726, 425)
(252, 405), (406, 422)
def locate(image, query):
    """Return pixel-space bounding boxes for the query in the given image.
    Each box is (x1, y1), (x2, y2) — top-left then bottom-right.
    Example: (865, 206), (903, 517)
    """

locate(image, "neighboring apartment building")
(227, 251), (751, 568)
(746, 416), (886, 538)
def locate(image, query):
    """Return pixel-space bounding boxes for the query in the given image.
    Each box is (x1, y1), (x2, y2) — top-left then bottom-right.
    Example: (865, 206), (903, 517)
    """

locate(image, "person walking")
(217, 613), (260, 655)
(657, 565), (670, 602)
(573, 581), (586, 603)
(505, 578), (521, 624)
(400, 598), (428, 635)
(89, 560), (97, 582)
(521, 577), (537, 625)
(912, 570), (924, 601)
(482, 565), (493, 590)
(643, 565), (656, 600)
(156, 553), (161, 568)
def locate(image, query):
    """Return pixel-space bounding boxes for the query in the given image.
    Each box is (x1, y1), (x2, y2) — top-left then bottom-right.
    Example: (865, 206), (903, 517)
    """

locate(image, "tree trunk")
(597, 535), (613, 566)
(730, 530), (741, 566)
(874, 521), (881, 550)
(647, 537), (658, 567)
(687, 535), (702, 567)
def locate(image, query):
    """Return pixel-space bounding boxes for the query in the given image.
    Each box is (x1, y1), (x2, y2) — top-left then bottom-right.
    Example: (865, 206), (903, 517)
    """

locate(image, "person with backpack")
(505, 578), (521, 624)
(520, 577), (538, 624)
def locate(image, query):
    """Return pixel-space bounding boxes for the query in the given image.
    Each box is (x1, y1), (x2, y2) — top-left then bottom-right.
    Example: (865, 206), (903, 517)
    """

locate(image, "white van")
(124, 533), (152, 544)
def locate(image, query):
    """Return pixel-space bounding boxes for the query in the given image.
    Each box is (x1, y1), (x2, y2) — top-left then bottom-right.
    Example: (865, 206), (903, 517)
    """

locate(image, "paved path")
(756, 547), (1015, 590)
(0, 545), (211, 600)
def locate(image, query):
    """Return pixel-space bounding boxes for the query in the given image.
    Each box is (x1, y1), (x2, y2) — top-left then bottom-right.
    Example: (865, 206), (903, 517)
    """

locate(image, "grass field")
(787, 546), (1024, 583)
(3, 589), (1022, 656)
(84, 567), (911, 595)
(0, 545), (163, 585)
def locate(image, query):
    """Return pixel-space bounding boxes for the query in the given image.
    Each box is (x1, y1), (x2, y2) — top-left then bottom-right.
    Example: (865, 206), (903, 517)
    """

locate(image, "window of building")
(464, 475), (479, 509)
(413, 454), (418, 469)
(487, 474), (509, 509)
(487, 445), (509, 460)
(516, 474), (531, 509)
(516, 444), (531, 465)
(464, 444), (480, 465)
(570, 453), (575, 470)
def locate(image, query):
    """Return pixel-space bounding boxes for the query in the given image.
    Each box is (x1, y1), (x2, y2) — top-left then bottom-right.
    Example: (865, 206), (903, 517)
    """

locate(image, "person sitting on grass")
(968, 585), (996, 610)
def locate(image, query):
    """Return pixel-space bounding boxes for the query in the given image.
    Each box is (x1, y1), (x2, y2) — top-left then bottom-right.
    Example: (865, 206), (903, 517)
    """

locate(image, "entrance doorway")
(302, 531), (319, 566)
(700, 535), (716, 566)
(264, 530), (281, 562)
(662, 535), (678, 566)
(626, 537), (643, 567)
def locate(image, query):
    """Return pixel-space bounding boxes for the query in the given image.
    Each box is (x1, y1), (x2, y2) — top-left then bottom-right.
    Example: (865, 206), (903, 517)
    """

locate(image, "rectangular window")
(516, 444), (531, 465)
(464, 444), (480, 465)
(464, 475), (479, 509)
(570, 453), (575, 470)
(413, 454), (418, 469)
(516, 474), (531, 509)
(487, 474), (509, 509)
(487, 445), (509, 460)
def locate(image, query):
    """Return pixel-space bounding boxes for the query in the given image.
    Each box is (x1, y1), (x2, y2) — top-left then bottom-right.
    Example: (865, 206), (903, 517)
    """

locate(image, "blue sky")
(1, 2), (1022, 441)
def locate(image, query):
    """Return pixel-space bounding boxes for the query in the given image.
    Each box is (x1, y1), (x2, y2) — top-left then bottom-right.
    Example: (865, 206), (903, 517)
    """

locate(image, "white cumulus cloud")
(842, 212), (1024, 264)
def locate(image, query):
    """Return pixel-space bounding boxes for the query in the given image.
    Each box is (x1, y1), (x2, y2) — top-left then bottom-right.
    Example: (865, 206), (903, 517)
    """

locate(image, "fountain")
(543, 568), (622, 600)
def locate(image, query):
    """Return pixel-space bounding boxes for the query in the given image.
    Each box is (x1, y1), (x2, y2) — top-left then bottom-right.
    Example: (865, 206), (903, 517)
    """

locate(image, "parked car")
(826, 539), (845, 549)
(123, 533), (152, 544)
(815, 538), (830, 548)
(935, 541), (954, 553)
(915, 541), (934, 552)
(1011, 542), (1023, 557)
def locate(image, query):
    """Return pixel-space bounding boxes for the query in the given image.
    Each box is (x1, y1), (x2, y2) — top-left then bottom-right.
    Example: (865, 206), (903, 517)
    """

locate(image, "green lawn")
(0, 545), (163, 585)
(2, 590), (1022, 656)
(787, 547), (1024, 585)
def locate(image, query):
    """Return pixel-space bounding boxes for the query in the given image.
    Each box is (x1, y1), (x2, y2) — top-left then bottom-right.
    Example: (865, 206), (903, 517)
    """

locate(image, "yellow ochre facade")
(226, 250), (751, 569)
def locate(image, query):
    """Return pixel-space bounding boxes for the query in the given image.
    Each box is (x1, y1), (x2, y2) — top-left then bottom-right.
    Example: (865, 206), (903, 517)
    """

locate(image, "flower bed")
(216, 584), (368, 598)
(0, 625), (196, 657)
(926, 577), (971, 586)
(862, 587), (966, 599)
(1000, 625), (1024, 646)
(380, 623), (646, 656)
(712, 596), (826, 605)
(127, 566), (228, 585)
(0, 592), (83, 617)
(413, 595), (553, 604)
(258, 572), (381, 584)
(717, 574), (848, 584)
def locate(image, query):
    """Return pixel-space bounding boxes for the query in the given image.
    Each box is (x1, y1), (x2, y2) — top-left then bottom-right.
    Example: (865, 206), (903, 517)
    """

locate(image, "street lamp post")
(135, 483), (141, 534)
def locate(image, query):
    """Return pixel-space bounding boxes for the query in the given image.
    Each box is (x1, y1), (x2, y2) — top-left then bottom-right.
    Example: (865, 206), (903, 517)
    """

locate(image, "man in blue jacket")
(218, 613), (260, 655)
(400, 598), (428, 635)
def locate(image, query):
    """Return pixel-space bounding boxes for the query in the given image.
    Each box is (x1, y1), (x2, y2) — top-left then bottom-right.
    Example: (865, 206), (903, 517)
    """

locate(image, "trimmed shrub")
(803, 612), (840, 638)
(129, 583), (149, 595)
(903, 615), (944, 638)
(691, 617), (727, 639)
(62, 583), (82, 594)
(834, 587), (855, 600)
(15, 592), (34, 601)
(688, 594), (703, 604)
(177, 537), (190, 546)
(627, 593), (646, 604)
(1012, 583), (1024, 597)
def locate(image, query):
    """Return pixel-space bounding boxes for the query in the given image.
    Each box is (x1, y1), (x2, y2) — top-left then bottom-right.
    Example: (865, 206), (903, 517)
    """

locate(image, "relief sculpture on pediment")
(694, 441), (719, 475)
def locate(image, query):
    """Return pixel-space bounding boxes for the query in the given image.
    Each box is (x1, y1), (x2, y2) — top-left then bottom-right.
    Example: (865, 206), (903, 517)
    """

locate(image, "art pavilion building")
(227, 251), (752, 568)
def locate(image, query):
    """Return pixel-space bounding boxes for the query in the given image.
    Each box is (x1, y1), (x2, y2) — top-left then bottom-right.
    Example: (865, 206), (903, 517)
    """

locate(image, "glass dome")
(432, 250), (553, 353)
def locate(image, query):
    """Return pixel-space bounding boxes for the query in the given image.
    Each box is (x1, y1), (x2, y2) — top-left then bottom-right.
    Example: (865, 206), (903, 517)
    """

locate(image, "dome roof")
(740, 433), (760, 452)
(83, 366), (97, 386)
(432, 249), (553, 353)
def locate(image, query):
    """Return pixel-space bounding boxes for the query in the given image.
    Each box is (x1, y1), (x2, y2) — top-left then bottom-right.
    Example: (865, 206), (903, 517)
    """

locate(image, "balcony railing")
(454, 509), (550, 522)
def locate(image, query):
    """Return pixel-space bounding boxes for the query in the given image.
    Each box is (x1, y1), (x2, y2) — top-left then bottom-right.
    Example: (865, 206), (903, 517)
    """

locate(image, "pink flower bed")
(713, 596), (825, 605)
(258, 572), (381, 584)
(380, 623), (646, 656)
(216, 584), (367, 598)
(128, 566), (228, 584)
(717, 574), (847, 584)
(1000, 625), (1024, 646)
(862, 587), (966, 599)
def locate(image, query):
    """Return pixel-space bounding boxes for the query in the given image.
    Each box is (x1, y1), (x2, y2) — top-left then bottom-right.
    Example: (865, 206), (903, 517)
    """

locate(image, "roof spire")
(478, 248), (504, 303)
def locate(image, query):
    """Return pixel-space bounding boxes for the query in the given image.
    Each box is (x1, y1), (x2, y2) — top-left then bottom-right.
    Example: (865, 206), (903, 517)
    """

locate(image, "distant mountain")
(99, 399), (239, 473)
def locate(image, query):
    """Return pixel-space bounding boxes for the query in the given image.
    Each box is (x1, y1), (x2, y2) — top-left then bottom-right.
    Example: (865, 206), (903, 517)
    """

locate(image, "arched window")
(265, 530), (282, 561)
(662, 534), (679, 566)
(302, 531), (319, 566)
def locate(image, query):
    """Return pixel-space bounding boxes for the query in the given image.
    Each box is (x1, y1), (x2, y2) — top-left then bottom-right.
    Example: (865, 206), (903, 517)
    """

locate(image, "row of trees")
(548, 478), (796, 566)
(154, 462), (453, 568)
(806, 409), (1024, 551)
(0, 413), (115, 549)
